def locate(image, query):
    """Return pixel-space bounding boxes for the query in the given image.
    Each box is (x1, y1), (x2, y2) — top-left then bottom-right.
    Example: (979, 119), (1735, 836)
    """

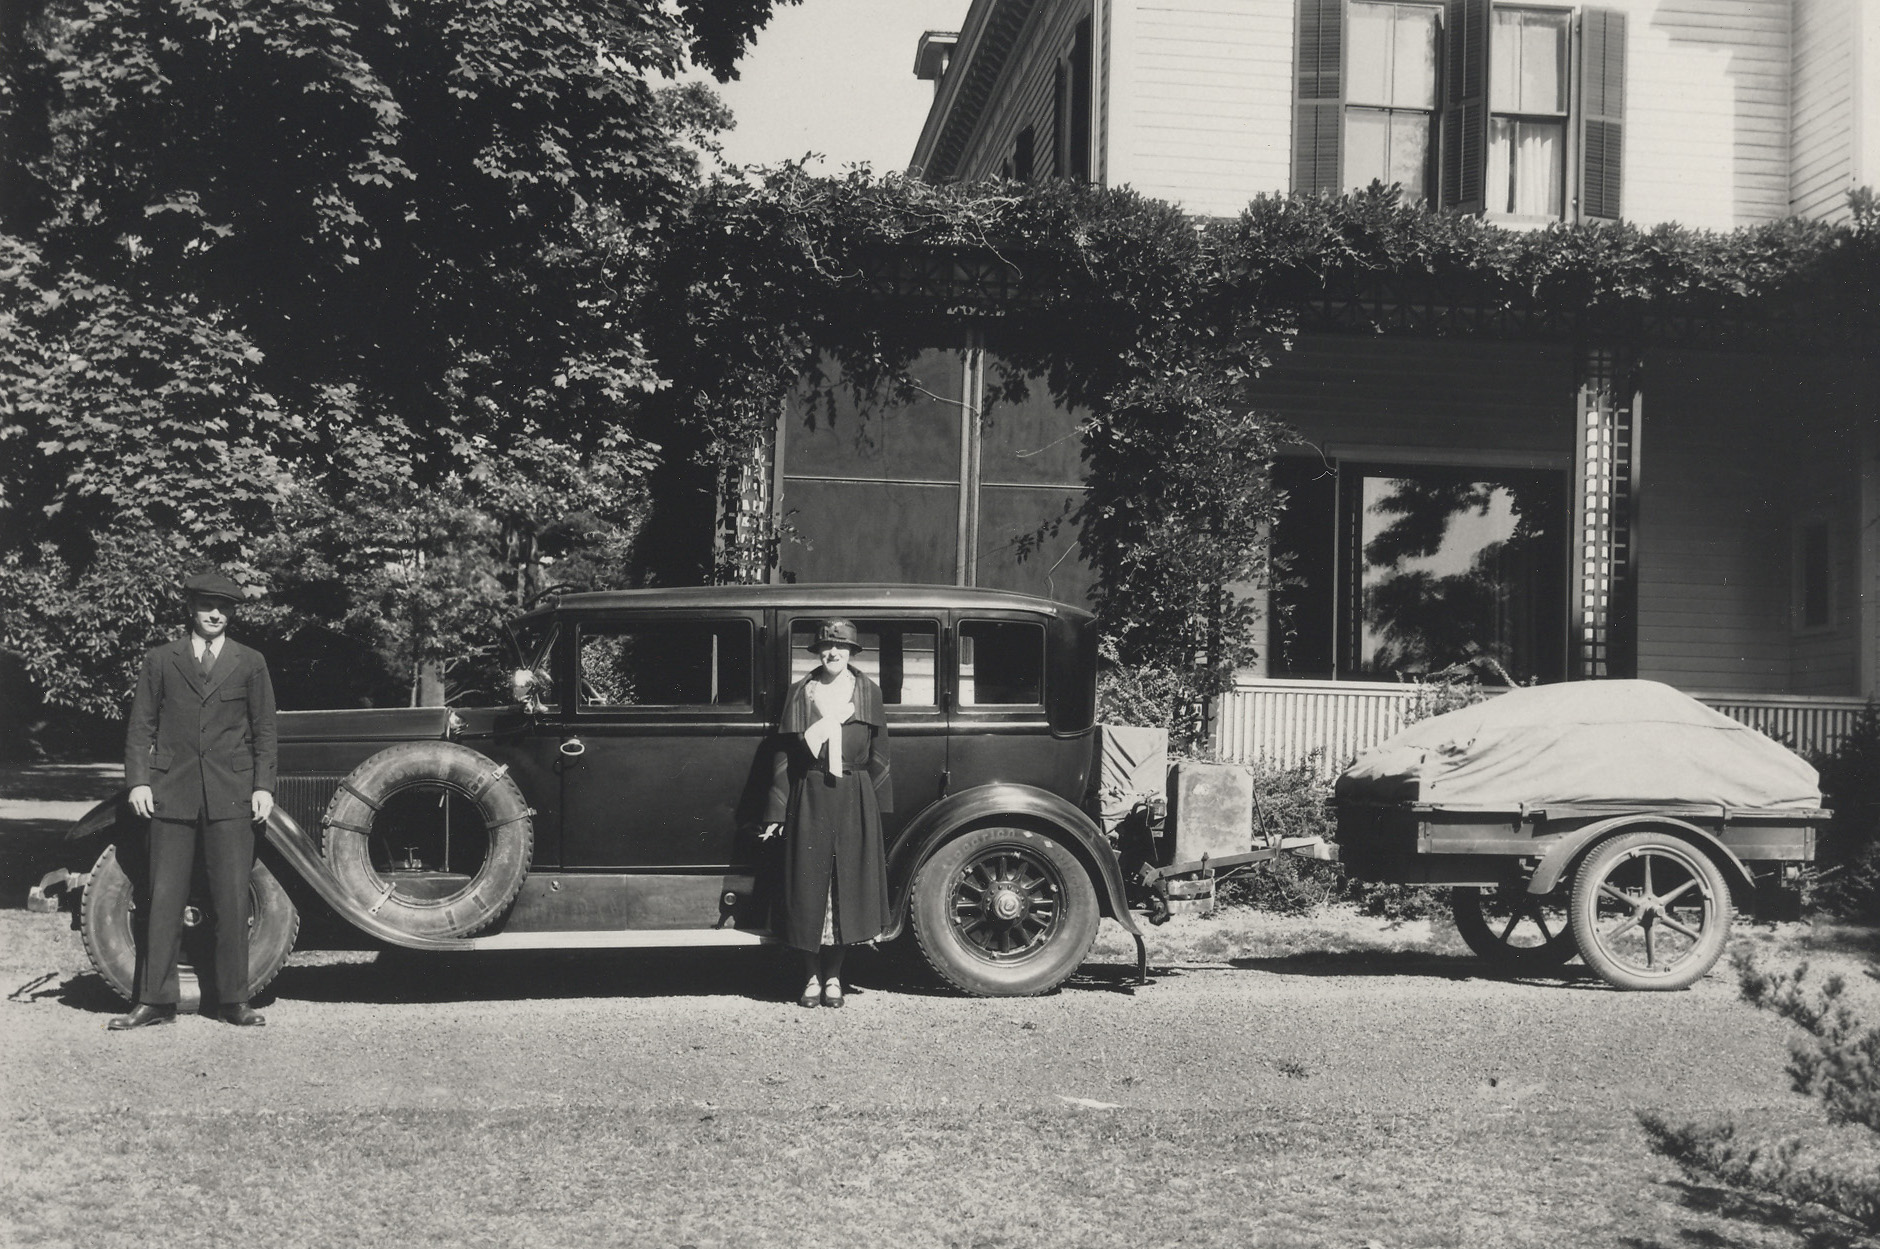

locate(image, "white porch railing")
(1210, 678), (1872, 778)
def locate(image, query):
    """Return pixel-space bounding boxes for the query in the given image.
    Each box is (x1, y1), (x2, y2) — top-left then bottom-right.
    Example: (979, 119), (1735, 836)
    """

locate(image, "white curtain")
(1487, 119), (1562, 216)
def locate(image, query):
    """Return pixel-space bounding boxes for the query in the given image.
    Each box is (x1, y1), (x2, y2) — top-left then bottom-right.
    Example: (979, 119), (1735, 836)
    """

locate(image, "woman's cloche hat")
(808, 618), (864, 654)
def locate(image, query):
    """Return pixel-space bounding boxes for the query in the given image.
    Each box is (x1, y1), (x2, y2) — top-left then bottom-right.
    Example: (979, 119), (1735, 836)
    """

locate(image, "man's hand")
(758, 822), (783, 841)
(128, 785), (154, 819)
(252, 790), (274, 823)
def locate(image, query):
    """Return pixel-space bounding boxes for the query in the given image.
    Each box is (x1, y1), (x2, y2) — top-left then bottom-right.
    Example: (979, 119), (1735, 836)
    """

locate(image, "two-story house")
(766, 0), (1879, 765)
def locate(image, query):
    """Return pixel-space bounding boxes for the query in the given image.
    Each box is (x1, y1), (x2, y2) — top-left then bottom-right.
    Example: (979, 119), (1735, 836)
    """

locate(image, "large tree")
(0, 0), (789, 717)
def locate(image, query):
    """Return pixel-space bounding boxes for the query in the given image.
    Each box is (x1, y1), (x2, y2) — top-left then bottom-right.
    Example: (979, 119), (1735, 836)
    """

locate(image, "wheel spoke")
(1660, 915), (1703, 943)
(1497, 913), (1522, 944)
(1598, 882), (1641, 911)
(1657, 878), (1700, 907)
(1641, 855), (1654, 899)
(1603, 913), (1641, 943)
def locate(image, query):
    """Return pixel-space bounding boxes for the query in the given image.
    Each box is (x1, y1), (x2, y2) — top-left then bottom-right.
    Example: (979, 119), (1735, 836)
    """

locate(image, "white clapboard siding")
(1107, 0), (1292, 216)
(1790, 0), (1856, 220)
(1212, 678), (1870, 777)
(1620, 0), (1793, 228)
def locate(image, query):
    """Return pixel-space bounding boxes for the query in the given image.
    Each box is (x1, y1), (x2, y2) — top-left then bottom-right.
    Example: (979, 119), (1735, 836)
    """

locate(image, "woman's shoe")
(822, 978), (845, 1008)
(798, 976), (822, 1008)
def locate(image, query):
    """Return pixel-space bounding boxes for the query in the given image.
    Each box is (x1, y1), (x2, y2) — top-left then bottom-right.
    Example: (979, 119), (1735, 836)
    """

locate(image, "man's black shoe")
(107, 1004), (175, 1030)
(219, 1003), (266, 1027)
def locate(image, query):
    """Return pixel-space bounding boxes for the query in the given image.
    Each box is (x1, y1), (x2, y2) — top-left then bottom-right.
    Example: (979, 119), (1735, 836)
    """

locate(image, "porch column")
(1572, 346), (1640, 679)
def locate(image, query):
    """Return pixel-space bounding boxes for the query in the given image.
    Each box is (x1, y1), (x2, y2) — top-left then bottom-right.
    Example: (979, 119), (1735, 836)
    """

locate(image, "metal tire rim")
(1585, 844), (1719, 980)
(946, 844), (1066, 964)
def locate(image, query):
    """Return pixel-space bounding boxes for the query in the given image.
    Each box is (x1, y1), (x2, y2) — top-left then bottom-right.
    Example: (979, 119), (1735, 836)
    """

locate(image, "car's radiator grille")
(275, 775), (345, 846)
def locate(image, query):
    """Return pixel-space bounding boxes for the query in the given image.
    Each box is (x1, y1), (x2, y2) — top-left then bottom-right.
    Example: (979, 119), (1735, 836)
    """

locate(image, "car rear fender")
(1525, 815), (1754, 899)
(879, 783), (1141, 942)
(27, 794), (134, 911)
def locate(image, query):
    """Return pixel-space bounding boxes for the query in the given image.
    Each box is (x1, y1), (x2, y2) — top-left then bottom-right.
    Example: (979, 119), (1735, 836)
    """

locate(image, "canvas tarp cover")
(1334, 680), (1821, 810)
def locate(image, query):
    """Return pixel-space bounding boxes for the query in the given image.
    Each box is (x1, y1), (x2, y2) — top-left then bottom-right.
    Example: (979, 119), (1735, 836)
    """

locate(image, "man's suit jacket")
(124, 637), (278, 822)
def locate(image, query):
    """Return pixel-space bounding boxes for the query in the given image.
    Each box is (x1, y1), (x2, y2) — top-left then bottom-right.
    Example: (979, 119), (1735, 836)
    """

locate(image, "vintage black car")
(43, 585), (1146, 1003)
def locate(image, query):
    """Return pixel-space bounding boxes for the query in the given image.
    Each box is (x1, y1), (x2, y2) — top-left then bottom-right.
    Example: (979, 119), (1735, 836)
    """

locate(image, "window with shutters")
(1294, 0), (1625, 222)
(1486, 8), (1569, 217)
(1345, 2), (1440, 201)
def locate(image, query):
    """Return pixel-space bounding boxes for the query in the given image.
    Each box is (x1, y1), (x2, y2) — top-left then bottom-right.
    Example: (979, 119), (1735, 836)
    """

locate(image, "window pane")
(790, 619), (938, 706)
(957, 621), (1045, 706)
(1344, 107), (1392, 190)
(579, 621), (752, 709)
(1492, 9), (1568, 113)
(1387, 111), (1430, 200)
(1352, 469), (1566, 684)
(1487, 117), (1563, 215)
(1392, 5), (1439, 109)
(1347, 2), (1393, 106)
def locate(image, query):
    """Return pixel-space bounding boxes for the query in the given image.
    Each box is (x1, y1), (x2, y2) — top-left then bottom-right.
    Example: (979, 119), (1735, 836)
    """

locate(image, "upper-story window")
(1345, 2), (1440, 201)
(1487, 8), (1570, 217)
(1295, 0), (1625, 222)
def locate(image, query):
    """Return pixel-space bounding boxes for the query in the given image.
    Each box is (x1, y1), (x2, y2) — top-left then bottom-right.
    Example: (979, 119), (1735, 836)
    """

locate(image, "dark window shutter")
(1578, 8), (1625, 221)
(1070, 18), (1092, 182)
(1293, 0), (1344, 194)
(1015, 125), (1036, 182)
(1053, 60), (1071, 178)
(1439, 0), (1489, 212)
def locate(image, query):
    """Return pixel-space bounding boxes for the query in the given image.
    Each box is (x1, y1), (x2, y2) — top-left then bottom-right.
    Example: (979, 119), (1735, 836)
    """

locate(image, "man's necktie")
(199, 644), (216, 680)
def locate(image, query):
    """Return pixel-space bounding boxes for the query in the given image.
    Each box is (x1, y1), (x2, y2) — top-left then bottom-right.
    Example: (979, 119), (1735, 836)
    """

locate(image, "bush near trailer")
(1810, 705), (1880, 922)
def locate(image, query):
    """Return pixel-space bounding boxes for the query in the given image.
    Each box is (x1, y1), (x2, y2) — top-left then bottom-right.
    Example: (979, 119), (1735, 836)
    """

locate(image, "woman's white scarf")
(804, 672), (856, 776)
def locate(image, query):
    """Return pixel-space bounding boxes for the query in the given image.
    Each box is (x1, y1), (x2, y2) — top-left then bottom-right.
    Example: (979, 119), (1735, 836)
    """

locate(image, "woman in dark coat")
(762, 619), (892, 1008)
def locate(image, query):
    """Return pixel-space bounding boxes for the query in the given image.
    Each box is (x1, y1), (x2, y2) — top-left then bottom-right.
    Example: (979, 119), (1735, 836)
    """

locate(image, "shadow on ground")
(1620, 1178), (1872, 1249)
(1221, 946), (1614, 989)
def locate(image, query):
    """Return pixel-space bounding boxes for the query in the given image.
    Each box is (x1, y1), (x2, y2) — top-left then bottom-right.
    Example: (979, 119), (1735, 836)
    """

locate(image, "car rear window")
(958, 620), (1045, 706)
(789, 619), (939, 707)
(578, 620), (753, 709)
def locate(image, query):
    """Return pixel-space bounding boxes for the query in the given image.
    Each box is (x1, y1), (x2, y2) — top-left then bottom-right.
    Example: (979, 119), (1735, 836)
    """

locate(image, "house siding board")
(1790, 0), (1855, 220)
(952, 0), (1088, 181)
(1110, 0), (1291, 217)
(1635, 351), (1795, 693)
(1622, 0), (1792, 228)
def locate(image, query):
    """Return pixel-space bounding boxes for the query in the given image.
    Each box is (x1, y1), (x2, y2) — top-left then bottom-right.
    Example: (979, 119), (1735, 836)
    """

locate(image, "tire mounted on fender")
(320, 741), (533, 939)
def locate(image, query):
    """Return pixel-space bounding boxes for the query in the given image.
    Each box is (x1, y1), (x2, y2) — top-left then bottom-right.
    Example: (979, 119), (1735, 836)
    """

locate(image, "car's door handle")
(559, 737), (586, 758)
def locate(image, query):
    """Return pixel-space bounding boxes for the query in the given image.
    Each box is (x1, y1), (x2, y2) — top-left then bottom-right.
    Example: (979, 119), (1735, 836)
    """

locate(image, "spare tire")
(321, 741), (533, 939)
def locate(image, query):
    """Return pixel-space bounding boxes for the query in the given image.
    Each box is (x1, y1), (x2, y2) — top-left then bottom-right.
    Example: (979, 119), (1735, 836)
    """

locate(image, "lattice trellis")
(1573, 347), (1637, 678)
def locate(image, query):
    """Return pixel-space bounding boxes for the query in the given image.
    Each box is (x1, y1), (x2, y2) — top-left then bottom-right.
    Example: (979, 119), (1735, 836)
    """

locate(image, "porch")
(1211, 677), (1871, 778)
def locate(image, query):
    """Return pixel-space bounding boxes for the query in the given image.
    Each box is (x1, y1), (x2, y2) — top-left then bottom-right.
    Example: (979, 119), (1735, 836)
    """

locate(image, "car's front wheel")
(909, 826), (1099, 997)
(80, 842), (300, 1010)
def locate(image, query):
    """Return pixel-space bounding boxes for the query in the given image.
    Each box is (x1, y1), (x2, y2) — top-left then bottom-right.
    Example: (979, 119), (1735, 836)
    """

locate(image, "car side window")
(957, 620), (1045, 706)
(789, 619), (939, 708)
(578, 620), (753, 710)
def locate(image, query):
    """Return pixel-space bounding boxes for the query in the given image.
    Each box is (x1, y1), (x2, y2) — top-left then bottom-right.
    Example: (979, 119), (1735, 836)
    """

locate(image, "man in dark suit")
(109, 571), (278, 1029)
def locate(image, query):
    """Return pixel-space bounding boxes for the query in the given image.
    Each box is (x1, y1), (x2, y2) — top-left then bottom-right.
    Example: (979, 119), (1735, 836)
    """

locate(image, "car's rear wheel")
(1450, 884), (1577, 972)
(321, 742), (532, 939)
(80, 842), (299, 1010)
(910, 826), (1099, 997)
(1569, 830), (1732, 991)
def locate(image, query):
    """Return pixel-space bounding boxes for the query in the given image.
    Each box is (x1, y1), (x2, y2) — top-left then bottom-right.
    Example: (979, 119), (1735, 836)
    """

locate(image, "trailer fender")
(1525, 815), (1755, 899)
(261, 808), (479, 952)
(879, 783), (1142, 943)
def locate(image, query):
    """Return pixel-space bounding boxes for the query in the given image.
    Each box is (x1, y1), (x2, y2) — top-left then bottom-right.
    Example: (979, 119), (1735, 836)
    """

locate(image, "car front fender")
(880, 783), (1141, 942)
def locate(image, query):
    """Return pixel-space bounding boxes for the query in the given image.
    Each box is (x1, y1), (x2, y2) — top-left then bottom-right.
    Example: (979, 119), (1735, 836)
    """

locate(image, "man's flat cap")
(181, 570), (249, 602)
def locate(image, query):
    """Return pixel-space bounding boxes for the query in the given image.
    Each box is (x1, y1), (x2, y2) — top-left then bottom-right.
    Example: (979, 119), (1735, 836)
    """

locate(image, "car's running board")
(457, 929), (780, 951)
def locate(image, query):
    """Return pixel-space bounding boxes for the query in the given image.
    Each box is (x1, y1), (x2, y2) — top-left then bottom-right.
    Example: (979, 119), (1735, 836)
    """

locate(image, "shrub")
(1641, 953), (1880, 1234)
(1811, 704), (1880, 921)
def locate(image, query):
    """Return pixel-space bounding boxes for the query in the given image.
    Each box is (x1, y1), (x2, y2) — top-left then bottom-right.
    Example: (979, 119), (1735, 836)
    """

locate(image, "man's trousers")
(135, 814), (254, 1007)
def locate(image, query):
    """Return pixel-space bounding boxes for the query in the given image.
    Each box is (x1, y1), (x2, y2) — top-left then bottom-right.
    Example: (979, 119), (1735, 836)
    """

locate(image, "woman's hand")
(758, 822), (783, 841)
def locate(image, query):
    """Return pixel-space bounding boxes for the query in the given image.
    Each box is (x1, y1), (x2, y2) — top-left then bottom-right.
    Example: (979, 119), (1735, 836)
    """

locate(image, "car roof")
(512, 583), (1094, 625)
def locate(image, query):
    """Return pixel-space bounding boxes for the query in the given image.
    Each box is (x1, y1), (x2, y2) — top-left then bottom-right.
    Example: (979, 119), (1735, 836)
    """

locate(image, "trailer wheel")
(1449, 885), (1577, 971)
(80, 842), (300, 1010)
(910, 826), (1099, 997)
(321, 742), (532, 939)
(1569, 830), (1732, 991)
